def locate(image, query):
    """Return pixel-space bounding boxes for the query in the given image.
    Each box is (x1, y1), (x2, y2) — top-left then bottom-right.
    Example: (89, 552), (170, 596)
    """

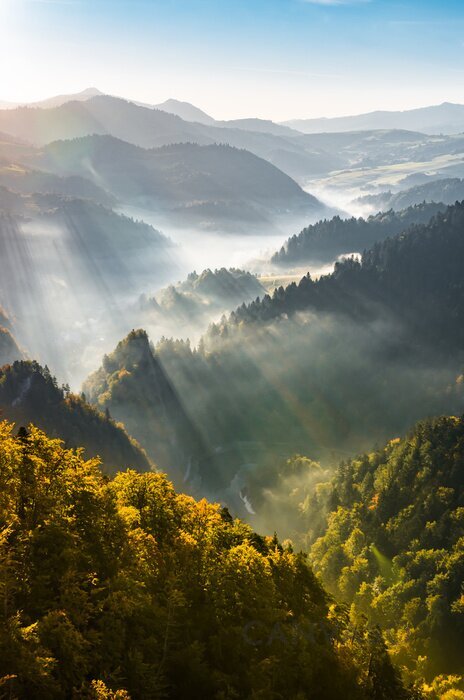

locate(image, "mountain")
(240, 202), (464, 347)
(0, 95), (295, 151)
(38, 135), (326, 230)
(284, 101), (464, 135)
(0, 87), (103, 112)
(1, 93), (295, 138)
(294, 128), (464, 172)
(176, 267), (265, 300)
(310, 415), (464, 690)
(0, 326), (23, 366)
(27, 86), (103, 110)
(0, 360), (151, 473)
(154, 100), (298, 136)
(4, 96), (464, 188)
(135, 268), (266, 344)
(0, 95), (349, 183)
(83, 202), (464, 508)
(0, 130), (41, 162)
(216, 117), (300, 137)
(0, 304), (22, 366)
(0, 166), (114, 207)
(82, 329), (210, 486)
(0, 97), (114, 145)
(355, 177), (464, 212)
(271, 202), (446, 265)
(0, 129), (115, 206)
(154, 97), (216, 125)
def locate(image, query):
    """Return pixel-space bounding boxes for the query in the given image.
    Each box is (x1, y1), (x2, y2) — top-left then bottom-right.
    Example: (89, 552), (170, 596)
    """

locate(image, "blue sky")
(1, 0), (464, 120)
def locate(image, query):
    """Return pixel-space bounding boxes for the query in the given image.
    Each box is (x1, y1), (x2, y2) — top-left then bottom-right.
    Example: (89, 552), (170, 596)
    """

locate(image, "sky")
(0, 0), (464, 121)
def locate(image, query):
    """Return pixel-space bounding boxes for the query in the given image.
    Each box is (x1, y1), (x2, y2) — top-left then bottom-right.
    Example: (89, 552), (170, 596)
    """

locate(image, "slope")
(271, 202), (446, 265)
(356, 178), (464, 212)
(39, 135), (325, 229)
(0, 360), (151, 473)
(154, 97), (216, 125)
(0, 95), (344, 183)
(0, 419), (413, 700)
(83, 202), (464, 503)
(310, 415), (464, 691)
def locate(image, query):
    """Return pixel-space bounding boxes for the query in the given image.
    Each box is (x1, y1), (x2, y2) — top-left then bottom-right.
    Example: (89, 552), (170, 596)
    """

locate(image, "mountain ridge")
(284, 101), (464, 135)
(37, 134), (326, 229)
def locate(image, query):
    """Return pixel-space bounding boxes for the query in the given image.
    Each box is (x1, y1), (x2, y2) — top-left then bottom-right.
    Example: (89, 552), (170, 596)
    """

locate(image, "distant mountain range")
(5, 89), (464, 137)
(284, 102), (464, 135)
(0, 97), (330, 230)
(0, 87), (103, 111)
(4, 92), (464, 192)
(0, 89), (297, 136)
(154, 99), (298, 136)
(355, 177), (464, 212)
(153, 98), (217, 125)
(0, 94), (333, 184)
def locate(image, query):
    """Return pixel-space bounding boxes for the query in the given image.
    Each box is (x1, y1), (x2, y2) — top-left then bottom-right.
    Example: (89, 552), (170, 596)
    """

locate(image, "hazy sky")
(1, 0), (464, 121)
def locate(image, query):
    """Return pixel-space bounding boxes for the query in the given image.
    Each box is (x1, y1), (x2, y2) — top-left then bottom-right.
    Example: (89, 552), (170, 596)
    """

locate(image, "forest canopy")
(310, 416), (464, 696)
(0, 420), (417, 699)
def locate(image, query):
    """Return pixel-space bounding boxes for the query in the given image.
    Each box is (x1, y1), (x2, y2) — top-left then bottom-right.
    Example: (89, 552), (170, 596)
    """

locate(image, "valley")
(1, 80), (464, 698)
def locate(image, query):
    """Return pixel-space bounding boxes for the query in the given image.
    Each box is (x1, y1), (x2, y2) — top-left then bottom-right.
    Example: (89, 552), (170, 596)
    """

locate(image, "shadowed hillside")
(0, 360), (151, 473)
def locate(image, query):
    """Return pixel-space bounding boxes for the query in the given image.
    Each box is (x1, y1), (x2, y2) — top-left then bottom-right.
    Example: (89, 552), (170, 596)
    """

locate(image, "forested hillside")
(310, 415), (464, 696)
(84, 202), (464, 505)
(0, 304), (22, 367)
(271, 202), (445, 265)
(4, 2), (464, 698)
(0, 420), (416, 699)
(134, 268), (266, 343)
(0, 306), (23, 366)
(0, 327), (22, 367)
(39, 136), (324, 229)
(355, 178), (464, 213)
(246, 202), (464, 348)
(83, 331), (207, 484)
(0, 165), (114, 207)
(0, 361), (150, 473)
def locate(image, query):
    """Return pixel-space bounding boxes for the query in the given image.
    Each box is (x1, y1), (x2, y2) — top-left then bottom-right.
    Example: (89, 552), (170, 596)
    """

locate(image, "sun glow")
(0, 1), (46, 103)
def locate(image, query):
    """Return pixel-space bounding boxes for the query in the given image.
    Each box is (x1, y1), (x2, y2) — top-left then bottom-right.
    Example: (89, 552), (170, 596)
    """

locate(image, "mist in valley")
(4, 0), (464, 694)
(1, 84), (464, 531)
(0, 183), (338, 391)
(79, 289), (464, 542)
